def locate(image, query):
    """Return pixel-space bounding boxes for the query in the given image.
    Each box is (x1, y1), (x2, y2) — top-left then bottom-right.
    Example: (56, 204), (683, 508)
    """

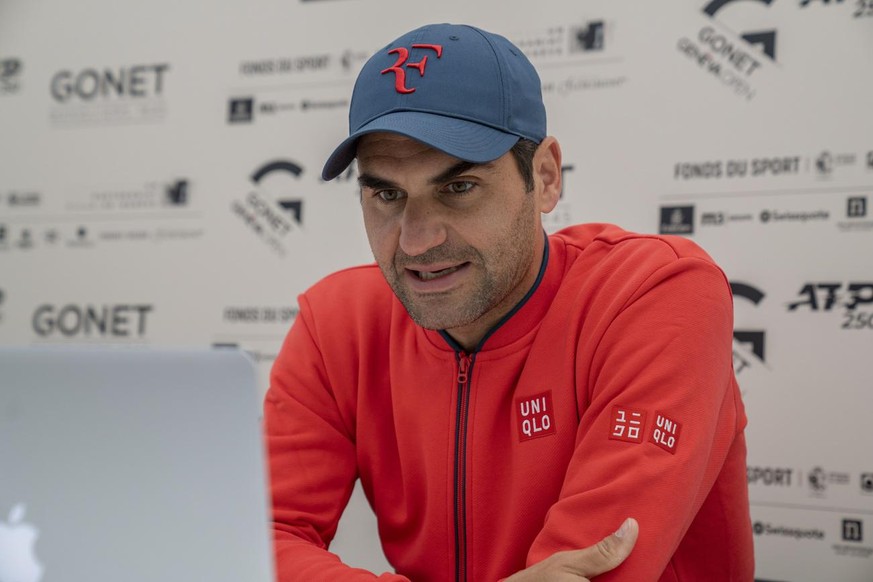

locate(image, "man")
(265, 23), (754, 581)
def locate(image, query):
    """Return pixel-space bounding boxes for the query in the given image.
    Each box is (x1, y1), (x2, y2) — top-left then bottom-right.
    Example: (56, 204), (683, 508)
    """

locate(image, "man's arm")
(265, 297), (411, 581)
(523, 256), (749, 579)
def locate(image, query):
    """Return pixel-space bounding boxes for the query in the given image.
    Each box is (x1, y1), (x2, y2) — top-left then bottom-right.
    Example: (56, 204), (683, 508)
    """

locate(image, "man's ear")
(534, 137), (562, 213)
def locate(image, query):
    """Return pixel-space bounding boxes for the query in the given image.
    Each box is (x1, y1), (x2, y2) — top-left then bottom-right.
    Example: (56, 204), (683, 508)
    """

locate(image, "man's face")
(356, 133), (555, 349)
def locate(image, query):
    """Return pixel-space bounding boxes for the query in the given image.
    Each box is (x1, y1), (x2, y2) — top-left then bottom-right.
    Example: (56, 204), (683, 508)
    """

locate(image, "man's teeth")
(417, 266), (460, 281)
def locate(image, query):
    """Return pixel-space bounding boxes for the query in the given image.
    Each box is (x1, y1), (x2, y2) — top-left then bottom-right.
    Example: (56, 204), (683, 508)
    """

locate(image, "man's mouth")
(415, 265), (461, 281)
(407, 262), (472, 282)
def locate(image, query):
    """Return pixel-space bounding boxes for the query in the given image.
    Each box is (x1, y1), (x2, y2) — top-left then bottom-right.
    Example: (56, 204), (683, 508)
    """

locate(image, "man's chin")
(402, 302), (471, 332)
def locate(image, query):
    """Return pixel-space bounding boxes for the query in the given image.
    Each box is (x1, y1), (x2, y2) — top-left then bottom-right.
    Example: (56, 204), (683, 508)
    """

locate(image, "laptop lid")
(0, 347), (275, 582)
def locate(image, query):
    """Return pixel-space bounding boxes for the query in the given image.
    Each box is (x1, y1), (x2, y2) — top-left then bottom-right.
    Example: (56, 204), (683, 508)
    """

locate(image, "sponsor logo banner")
(659, 205), (694, 234)
(511, 21), (627, 98)
(49, 63), (170, 127)
(0, 58), (23, 95)
(32, 303), (154, 340)
(753, 521), (825, 541)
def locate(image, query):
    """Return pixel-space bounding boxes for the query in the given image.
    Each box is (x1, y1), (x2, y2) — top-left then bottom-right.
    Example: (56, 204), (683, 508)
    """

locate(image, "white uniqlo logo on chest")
(650, 412), (682, 454)
(516, 391), (556, 442)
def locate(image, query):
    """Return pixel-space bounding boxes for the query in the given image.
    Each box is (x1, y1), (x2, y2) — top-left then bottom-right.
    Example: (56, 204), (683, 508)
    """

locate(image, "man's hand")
(504, 518), (639, 582)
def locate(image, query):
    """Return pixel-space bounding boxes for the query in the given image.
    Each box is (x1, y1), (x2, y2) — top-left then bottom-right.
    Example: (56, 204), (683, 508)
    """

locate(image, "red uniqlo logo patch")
(516, 391), (556, 442)
(609, 406), (647, 444)
(649, 412), (682, 454)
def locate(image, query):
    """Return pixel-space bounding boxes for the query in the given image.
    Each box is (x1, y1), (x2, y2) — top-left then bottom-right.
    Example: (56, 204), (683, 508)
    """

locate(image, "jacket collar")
(424, 231), (564, 355)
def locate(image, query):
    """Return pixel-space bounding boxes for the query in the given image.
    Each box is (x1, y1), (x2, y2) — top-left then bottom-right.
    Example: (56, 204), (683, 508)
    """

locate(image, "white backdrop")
(2, 1), (872, 580)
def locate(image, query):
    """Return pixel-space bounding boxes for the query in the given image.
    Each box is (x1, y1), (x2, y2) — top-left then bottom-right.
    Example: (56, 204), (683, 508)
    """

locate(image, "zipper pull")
(457, 352), (470, 385)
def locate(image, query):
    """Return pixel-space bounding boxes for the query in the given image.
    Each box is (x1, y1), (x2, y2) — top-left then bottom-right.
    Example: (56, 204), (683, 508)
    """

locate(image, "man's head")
(323, 24), (561, 349)
(321, 23), (547, 181)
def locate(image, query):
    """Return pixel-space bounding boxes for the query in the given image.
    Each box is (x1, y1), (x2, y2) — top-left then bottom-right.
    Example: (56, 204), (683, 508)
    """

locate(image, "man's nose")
(398, 198), (447, 257)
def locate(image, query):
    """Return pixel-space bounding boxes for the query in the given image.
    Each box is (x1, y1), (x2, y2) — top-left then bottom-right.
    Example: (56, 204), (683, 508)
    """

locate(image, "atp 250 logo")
(788, 281), (873, 330)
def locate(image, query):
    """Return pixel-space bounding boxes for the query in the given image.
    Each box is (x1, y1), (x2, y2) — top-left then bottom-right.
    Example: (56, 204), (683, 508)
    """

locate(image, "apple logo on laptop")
(0, 504), (44, 582)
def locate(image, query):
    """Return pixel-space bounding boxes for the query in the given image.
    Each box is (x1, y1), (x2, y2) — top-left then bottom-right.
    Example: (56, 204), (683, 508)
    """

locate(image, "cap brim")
(321, 111), (521, 180)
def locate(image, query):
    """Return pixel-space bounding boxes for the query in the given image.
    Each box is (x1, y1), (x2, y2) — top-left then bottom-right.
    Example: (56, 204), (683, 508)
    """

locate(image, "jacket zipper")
(453, 352), (473, 582)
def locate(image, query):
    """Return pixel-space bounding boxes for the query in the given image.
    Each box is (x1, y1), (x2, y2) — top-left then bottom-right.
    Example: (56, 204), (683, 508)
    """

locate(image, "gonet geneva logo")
(230, 160), (306, 257)
(702, 0), (777, 60)
(731, 282), (767, 376)
(48, 63), (170, 127)
(676, 0), (778, 100)
(31, 304), (154, 339)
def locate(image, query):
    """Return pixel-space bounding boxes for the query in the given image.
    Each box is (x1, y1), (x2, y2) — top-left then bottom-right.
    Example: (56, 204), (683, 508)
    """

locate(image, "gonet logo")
(230, 159), (307, 257)
(677, 0), (779, 100)
(32, 304), (154, 338)
(48, 63), (170, 127)
(702, 0), (777, 60)
(50, 64), (170, 102)
(251, 161), (304, 225)
(731, 282), (766, 375)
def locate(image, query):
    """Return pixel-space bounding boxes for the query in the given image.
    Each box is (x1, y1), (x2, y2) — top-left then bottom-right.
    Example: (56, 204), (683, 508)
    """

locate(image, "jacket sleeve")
(525, 256), (746, 580)
(264, 294), (410, 581)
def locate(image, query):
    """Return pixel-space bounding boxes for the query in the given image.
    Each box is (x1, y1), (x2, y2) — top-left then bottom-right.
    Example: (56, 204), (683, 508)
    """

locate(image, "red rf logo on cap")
(381, 44), (443, 94)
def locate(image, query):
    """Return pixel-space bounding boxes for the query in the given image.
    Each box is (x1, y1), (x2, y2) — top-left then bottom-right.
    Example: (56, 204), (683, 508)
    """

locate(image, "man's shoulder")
(305, 263), (391, 298)
(552, 222), (716, 264)
(300, 263), (395, 317)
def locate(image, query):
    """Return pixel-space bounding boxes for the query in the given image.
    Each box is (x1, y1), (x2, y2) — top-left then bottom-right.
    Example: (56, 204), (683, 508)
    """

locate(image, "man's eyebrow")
(357, 160), (494, 190)
(357, 173), (398, 191)
(428, 160), (491, 185)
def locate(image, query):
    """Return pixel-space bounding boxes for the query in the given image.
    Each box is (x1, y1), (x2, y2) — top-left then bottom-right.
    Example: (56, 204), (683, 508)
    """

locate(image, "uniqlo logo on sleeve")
(650, 412), (682, 454)
(609, 406), (647, 444)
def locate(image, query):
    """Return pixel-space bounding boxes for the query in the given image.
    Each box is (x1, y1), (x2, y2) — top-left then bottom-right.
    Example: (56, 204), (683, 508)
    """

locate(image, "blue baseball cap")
(321, 23), (547, 180)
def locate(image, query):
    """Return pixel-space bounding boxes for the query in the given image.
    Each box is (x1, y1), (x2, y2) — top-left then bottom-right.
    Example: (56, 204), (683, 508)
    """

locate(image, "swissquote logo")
(0, 504), (44, 582)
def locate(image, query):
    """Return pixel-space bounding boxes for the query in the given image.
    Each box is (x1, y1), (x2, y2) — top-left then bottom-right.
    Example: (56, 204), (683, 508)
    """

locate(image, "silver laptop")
(0, 347), (275, 582)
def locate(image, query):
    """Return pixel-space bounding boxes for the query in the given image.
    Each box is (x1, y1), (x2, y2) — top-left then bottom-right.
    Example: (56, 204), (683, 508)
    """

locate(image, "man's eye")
(377, 190), (403, 202)
(445, 181), (475, 194)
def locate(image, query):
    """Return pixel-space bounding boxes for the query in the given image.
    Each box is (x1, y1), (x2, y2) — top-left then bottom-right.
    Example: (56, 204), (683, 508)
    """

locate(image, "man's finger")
(570, 517), (639, 578)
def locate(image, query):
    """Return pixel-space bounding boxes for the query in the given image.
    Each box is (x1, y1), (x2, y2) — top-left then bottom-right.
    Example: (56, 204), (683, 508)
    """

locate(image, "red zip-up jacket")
(265, 223), (754, 581)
